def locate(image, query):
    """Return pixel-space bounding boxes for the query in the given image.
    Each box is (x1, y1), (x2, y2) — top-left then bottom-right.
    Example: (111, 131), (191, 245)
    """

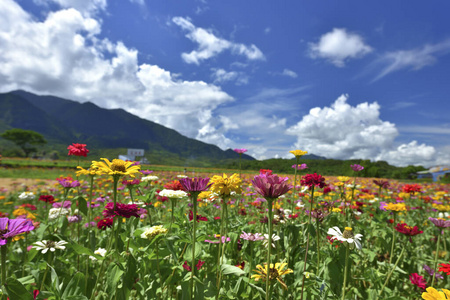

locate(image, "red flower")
(183, 260), (205, 271)
(373, 180), (390, 189)
(164, 180), (184, 191)
(438, 263), (450, 275)
(97, 218), (113, 230)
(235, 261), (245, 269)
(259, 169), (273, 175)
(402, 184), (422, 194)
(394, 223), (423, 243)
(21, 204), (37, 211)
(67, 143), (89, 157)
(300, 173), (327, 190)
(409, 273), (426, 289)
(188, 210), (208, 222)
(38, 195), (55, 204)
(102, 202), (140, 219)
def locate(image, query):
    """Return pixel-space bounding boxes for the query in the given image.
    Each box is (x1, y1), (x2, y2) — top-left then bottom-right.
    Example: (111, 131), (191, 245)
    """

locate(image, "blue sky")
(1, 0), (450, 167)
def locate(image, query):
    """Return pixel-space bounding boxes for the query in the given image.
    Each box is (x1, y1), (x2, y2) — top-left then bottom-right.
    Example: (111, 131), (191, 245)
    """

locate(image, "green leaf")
(62, 272), (86, 297)
(184, 242), (202, 261)
(221, 264), (246, 277)
(16, 275), (35, 285)
(106, 264), (124, 294)
(75, 196), (88, 216)
(3, 277), (33, 300)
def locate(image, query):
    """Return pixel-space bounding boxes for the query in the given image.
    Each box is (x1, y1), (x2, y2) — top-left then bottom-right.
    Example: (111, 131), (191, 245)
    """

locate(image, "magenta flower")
(300, 173), (326, 190)
(350, 164), (364, 172)
(58, 179), (81, 188)
(240, 231), (265, 241)
(233, 148), (248, 154)
(251, 174), (293, 199)
(52, 201), (72, 208)
(179, 177), (211, 192)
(102, 202), (140, 219)
(0, 218), (34, 246)
(409, 273), (426, 289)
(292, 164), (308, 170)
(428, 217), (450, 228)
(204, 236), (231, 244)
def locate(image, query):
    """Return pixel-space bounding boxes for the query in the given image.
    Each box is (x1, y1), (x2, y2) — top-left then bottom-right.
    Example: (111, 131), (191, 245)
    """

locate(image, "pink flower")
(233, 148), (248, 154)
(350, 164), (364, 172)
(292, 164), (308, 170)
(67, 143), (89, 157)
(300, 173), (326, 190)
(409, 273), (426, 289)
(251, 173), (292, 199)
(179, 177), (210, 192)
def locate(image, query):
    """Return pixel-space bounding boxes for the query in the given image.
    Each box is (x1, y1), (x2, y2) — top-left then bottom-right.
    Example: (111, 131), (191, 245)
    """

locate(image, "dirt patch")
(0, 178), (55, 193)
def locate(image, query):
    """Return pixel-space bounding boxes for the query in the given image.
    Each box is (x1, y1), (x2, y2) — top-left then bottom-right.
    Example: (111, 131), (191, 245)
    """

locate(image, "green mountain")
(0, 90), (254, 166)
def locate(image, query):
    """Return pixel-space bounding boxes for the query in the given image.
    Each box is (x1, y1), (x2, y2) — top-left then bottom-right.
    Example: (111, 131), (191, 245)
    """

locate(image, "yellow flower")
(91, 158), (141, 178)
(76, 165), (102, 177)
(251, 262), (293, 290)
(289, 150), (308, 157)
(13, 208), (28, 217)
(210, 173), (242, 196)
(384, 203), (406, 212)
(332, 208), (342, 213)
(422, 287), (450, 300)
(337, 176), (350, 182)
(140, 225), (168, 240)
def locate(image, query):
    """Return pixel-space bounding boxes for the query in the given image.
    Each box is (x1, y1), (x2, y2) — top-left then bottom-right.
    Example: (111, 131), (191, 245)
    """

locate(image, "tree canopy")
(1, 128), (47, 157)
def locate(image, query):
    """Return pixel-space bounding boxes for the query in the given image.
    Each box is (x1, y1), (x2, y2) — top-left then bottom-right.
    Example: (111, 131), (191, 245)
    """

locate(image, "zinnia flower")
(140, 225), (168, 240)
(251, 262), (293, 290)
(33, 240), (68, 253)
(289, 150), (308, 157)
(402, 184), (422, 194)
(92, 158), (141, 178)
(233, 148), (248, 154)
(410, 273), (427, 289)
(210, 173), (242, 196)
(97, 218), (113, 230)
(251, 173), (292, 199)
(179, 177), (211, 193)
(18, 192), (35, 201)
(373, 180), (390, 189)
(38, 195), (55, 203)
(438, 263), (450, 275)
(262, 234), (280, 248)
(421, 287), (450, 299)
(384, 203), (407, 212)
(301, 173), (326, 190)
(395, 223), (423, 242)
(0, 218), (34, 246)
(292, 164), (308, 170)
(350, 164), (364, 172)
(102, 202), (139, 219)
(67, 143), (89, 157)
(188, 210), (208, 222)
(424, 265), (444, 281)
(240, 231), (265, 241)
(158, 189), (188, 199)
(327, 227), (363, 250)
(429, 217), (450, 228)
(183, 260), (205, 271)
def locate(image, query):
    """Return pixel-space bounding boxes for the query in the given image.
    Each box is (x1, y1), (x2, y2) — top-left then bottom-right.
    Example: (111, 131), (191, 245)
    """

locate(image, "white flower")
(48, 208), (70, 221)
(142, 176), (159, 182)
(33, 240), (68, 254)
(177, 175), (188, 178)
(90, 248), (107, 261)
(158, 189), (188, 199)
(327, 227), (363, 250)
(18, 192), (35, 201)
(263, 234), (280, 248)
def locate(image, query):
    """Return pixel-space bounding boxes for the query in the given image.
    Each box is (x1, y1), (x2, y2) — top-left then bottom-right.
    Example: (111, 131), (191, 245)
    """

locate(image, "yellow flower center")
(343, 227), (354, 239)
(345, 227), (352, 231)
(111, 159), (127, 172)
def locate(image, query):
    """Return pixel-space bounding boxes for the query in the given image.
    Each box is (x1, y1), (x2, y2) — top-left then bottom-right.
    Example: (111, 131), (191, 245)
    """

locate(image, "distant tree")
(0, 128), (47, 157)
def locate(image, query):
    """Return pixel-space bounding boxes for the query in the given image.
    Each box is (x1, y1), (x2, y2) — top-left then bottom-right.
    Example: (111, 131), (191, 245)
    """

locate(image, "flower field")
(0, 150), (449, 299)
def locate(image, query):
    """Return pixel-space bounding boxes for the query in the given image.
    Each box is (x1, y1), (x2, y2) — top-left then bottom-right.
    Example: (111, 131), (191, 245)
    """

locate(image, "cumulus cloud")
(211, 68), (248, 85)
(0, 0), (233, 146)
(309, 28), (372, 67)
(33, 0), (107, 16)
(172, 16), (265, 65)
(286, 94), (442, 167)
(372, 39), (450, 81)
(281, 69), (298, 78)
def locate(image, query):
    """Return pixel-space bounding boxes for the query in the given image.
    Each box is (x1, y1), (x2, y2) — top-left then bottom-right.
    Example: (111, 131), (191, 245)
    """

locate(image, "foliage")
(0, 128), (47, 157)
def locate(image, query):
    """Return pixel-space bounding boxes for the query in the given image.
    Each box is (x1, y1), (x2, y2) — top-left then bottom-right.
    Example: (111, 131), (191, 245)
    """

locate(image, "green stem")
(300, 186), (314, 300)
(40, 252), (52, 292)
(379, 246), (405, 298)
(266, 198), (274, 300)
(389, 213), (396, 265)
(156, 240), (163, 298)
(1, 243), (7, 298)
(316, 217), (320, 275)
(112, 177), (120, 250)
(341, 245), (350, 300)
(292, 156), (299, 212)
(431, 233), (441, 287)
(190, 193), (199, 300)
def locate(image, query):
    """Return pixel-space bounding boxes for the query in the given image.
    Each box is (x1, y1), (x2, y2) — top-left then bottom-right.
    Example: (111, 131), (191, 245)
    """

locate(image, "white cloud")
(286, 94), (443, 167)
(281, 69), (298, 78)
(0, 0), (233, 147)
(264, 27), (271, 34)
(172, 16), (265, 65)
(33, 0), (107, 16)
(372, 39), (450, 81)
(211, 68), (248, 85)
(309, 28), (372, 67)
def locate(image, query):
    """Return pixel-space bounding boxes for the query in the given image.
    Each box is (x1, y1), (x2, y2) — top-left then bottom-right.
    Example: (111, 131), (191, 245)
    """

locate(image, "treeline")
(219, 158), (427, 180)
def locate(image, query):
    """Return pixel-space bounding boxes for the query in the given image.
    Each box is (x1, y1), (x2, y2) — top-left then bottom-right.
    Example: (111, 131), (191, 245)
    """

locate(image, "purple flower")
(0, 218), (34, 246)
(423, 264), (444, 281)
(292, 164), (308, 170)
(428, 217), (450, 228)
(379, 202), (387, 211)
(251, 173), (293, 199)
(350, 164), (364, 172)
(205, 236), (231, 244)
(68, 215), (82, 223)
(234, 148), (248, 154)
(141, 170), (153, 175)
(58, 179), (81, 188)
(240, 231), (265, 241)
(84, 222), (96, 228)
(179, 177), (211, 192)
(53, 201), (72, 208)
